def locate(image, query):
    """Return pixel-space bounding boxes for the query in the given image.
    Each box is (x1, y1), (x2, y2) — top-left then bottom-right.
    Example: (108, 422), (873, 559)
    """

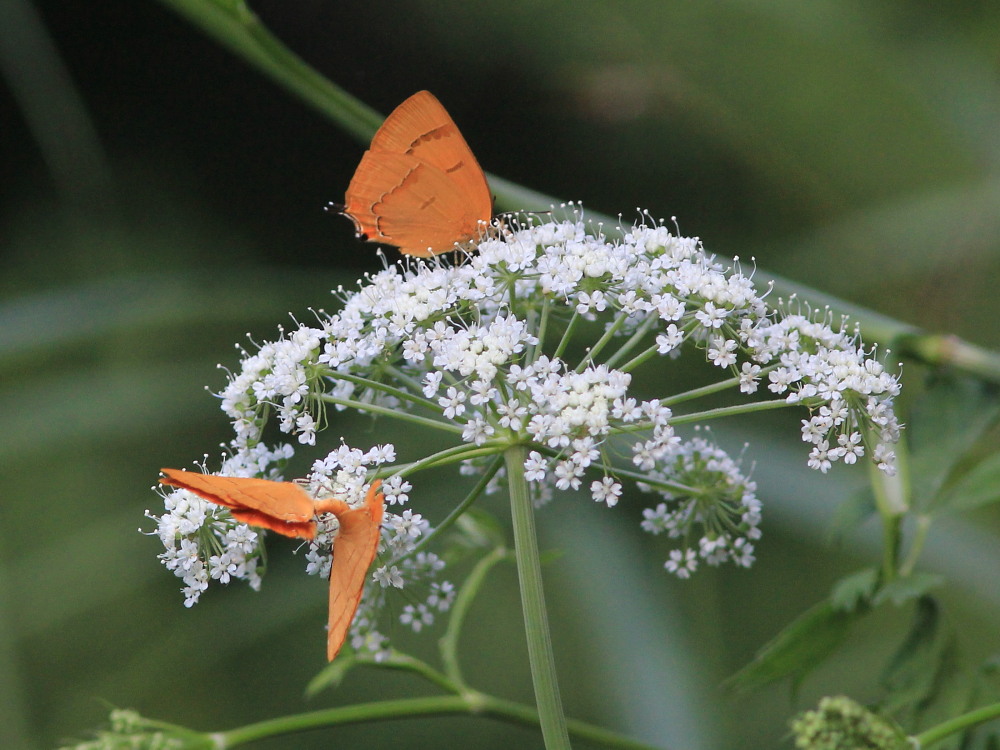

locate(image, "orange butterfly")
(160, 468), (384, 661)
(337, 90), (493, 257)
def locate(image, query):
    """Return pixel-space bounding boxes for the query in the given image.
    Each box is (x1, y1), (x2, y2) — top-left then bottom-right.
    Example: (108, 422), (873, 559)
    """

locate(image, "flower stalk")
(505, 444), (572, 750)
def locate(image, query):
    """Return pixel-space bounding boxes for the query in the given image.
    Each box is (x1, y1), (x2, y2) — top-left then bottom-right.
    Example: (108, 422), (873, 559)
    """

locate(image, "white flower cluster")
(639, 436), (760, 577)
(148, 443), (293, 606)
(304, 443), (451, 656)
(150, 437), (451, 654)
(163, 209), (900, 611)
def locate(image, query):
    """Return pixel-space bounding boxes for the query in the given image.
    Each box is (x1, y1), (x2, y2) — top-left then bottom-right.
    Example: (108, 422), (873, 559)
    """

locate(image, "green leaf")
(727, 600), (857, 692)
(880, 597), (971, 737)
(829, 568), (878, 612)
(880, 597), (942, 710)
(873, 574), (944, 607)
(932, 450), (1000, 517)
(909, 376), (1000, 513)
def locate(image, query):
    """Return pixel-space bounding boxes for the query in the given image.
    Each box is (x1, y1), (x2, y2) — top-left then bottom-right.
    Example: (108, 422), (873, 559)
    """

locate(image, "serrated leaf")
(727, 600), (857, 692)
(830, 568), (878, 611)
(909, 376), (1000, 513)
(873, 574), (944, 607)
(931, 450), (1000, 517)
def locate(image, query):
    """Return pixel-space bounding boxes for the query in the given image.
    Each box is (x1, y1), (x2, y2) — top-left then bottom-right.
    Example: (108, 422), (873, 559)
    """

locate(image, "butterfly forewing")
(341, 91), (492, 256)
(159, 468), (317, 539)
(369, 91), (492, 220)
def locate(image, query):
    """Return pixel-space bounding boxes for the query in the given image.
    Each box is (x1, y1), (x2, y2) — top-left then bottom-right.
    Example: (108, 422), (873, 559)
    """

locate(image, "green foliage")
(880, 598), (967, 733)
(910, 377), (1000, 516)
(7, 1), (1000, 749)
(727, 601), (857, 693)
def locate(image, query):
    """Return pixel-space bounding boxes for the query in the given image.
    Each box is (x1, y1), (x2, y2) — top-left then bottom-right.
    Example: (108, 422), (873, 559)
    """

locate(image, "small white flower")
(524, 451), (548, 482)
(739, 362), (761, 394)
(590, 476), (622, 507)
(656, 325), (684, 354)
(837, 431), (864, 464)
(695, 301), (728, 329)
(808, 441), (833, 473)
(707, 336), (738, 368)
(427, 581), (456, 611)
(422, 370), (443, 398)
(373, 565), (405, 589)
(665, 549), (698, 579)
(381, 474), (412, 506)
(439, 387), (467, 418)
(400, 603), (434, 632)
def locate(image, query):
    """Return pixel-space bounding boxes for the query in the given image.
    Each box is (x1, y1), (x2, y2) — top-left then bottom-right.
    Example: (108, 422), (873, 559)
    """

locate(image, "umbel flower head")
(150, 207), (901, 655)
(790, 696), (909, 750)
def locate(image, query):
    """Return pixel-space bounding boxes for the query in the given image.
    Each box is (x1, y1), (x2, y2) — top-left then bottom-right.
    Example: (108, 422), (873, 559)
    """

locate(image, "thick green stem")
(504, 444), (572, 749)
(868, 428), (909, 582)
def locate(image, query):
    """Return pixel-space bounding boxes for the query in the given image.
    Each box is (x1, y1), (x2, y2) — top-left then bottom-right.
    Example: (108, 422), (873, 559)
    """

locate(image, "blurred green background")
(3, 1), (1000, 748)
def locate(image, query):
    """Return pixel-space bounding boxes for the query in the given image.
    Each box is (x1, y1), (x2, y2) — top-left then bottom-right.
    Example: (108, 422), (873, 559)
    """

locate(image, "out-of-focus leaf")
(826, 487), (876, 544)
(0, 270), (344, 371)
(780, 179), (1000, 296)
(453, 508), (508, 551)
(932, 451), (1000, 517)
(873, 574), (944, 607)
(908, 376), (1000, 513)
(829, 568), (878, 611)
(0, 362), (216, 462)
(881, 598), (971, 743)
(727, 600), (857, 692)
